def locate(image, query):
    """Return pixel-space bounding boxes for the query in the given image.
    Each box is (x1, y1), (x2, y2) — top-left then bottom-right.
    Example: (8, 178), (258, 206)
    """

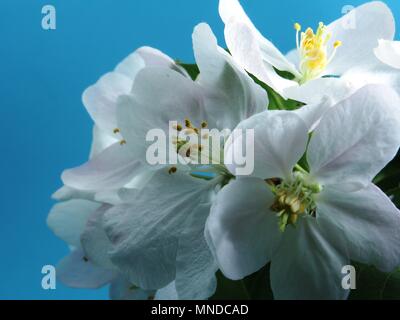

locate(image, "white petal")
(222, 21), (296, 97)
(109, 277), (154, 300)
(325, 1), (395, 75)
(317, 184), (400, 272)
(89, 125), (118, 159)
(57, 249), (116, 289)
(47, 200), (100, 247)
(116, 68), (209, 160)
(285, 48), (300, 68)
(175, 203), (218, 300)
(193, 23), (268, 129)
(341, 63), (400, 95)
(62, 143), (142, 191)
(219, 0), (298, 75)
(292, 97), (334, 132)
(83, 72), (133, 135)
(283, 77), (355, 105)
(103, 168), (215, 290)
(206, 177), (281, 280)
(51, 186), (95, 202)
(375, 40), (400, 69)
(308, 85), (400, 189)
(115, 46), (188, 81)
(270, 218), (350, 300)
(114, 50), (146, 80)
(155, 282), (179, 300)
(81, 204), (116, 270)
(225, 111), (308, 179)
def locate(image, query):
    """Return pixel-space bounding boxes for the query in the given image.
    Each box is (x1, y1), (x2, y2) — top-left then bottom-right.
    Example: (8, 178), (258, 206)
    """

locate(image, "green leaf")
(249, 75), (303, 111)
(175, 62), (200, 81)
(210, 265), (274, 300)
(350, 263), (400, 300)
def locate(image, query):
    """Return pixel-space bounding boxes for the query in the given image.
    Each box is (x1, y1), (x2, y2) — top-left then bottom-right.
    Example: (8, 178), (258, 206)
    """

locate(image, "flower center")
(269, 172), (322, 232)
(294, 22), (342, 84)
(169, 118), (233, 183)
(171, 118), (228, 166)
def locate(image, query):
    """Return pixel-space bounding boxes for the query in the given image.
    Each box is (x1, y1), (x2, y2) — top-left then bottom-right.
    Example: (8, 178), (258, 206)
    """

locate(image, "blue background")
(0, 0), (399, 300)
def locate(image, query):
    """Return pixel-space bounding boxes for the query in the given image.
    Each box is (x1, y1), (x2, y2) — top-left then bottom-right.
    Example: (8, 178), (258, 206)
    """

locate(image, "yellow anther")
(201, 121), (208, 129)
(185, 119), (192, 128)
(294, 23), (301, 31)
(290, 199), (301, 214)
(296, 21), (340, 83)
(120, 140), (127, 145)
(113, 128), (120, 134)
(168, 166), (177, 174)
(334, 40), (342, 48)
(289, 213), (299, 225)
(177, 124), (183, 131)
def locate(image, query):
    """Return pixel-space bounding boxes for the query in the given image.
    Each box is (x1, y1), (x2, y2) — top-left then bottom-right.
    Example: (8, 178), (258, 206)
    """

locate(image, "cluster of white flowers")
(48, 0), (400, 300)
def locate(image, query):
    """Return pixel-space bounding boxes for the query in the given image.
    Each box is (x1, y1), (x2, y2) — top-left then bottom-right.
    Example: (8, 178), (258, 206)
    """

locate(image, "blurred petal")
(47, 199), (100, 247)
(81, 204), (116, 270)
(83, 72), (133, 135)
(89, 125), (118, 159)
(375, 39), (400, 69)
(51, 186), (94, 202)
(57, 249), (116, 289)
(62, 143), (142, 191)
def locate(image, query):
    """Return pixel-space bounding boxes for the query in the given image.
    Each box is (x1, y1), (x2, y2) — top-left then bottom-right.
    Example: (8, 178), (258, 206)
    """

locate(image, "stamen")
(120, 140), (127, 145)
(334, 40), (342, 49)
(294, 23), (301, 51)
(269, 173), (321, 232)
(295, 21), (342, 83)
(168, 166), (177, 174)
(113, 128), (120, 134)
(327, 41), (342, 65)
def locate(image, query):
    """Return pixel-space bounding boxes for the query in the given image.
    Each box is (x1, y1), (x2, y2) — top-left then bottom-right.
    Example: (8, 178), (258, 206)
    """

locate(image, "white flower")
(375, 39), (400, 69)
(205, 85), (400, 299)
(220, 0), (400, 104)
(47, 199), (160, 299)
(100, 23), (268, 300)
(61, 47), (188, 193)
